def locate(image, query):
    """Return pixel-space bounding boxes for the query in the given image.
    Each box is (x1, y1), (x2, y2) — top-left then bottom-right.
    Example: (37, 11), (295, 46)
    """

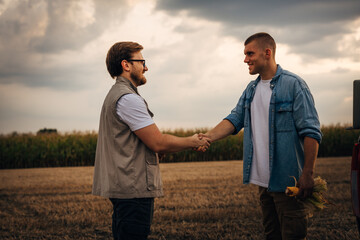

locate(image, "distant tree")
(37, 128), (58, 135)
(11, 131), (18, 137)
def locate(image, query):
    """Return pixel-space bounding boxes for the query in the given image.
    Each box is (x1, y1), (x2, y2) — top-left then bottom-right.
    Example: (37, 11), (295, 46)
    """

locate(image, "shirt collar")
(269, 64), (282, 89)
(253, 64), (282, 90)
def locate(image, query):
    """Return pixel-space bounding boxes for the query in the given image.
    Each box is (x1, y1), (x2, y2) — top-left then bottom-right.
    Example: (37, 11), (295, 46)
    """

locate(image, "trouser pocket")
(282, 209), (308, 240)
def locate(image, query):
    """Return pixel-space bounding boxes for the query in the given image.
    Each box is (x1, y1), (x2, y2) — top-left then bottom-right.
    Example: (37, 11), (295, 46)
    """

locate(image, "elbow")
(152, 146), (164, 154)
(146, 144), (161, 154)
(157, 148), (167, 154)
(147, 141), (166, 154)
(140, 134), (169, 153)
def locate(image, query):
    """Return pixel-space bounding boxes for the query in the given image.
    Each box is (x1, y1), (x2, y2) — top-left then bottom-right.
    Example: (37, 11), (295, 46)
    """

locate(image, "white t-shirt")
(249, 79), (272, 188)
(116, 93), (154, 131)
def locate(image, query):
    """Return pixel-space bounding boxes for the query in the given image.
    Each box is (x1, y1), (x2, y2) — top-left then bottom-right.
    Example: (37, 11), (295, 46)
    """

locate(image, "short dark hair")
(106, 42), (143, 78)
(245, 32), (276, 56)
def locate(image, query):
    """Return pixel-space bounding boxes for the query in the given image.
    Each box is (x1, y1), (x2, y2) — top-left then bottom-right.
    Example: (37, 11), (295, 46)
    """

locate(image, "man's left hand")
(297, 170), (314, 199)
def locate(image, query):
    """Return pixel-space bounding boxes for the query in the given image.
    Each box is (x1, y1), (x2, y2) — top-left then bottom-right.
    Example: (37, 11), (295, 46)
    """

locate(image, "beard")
(130, 71), (147, 86)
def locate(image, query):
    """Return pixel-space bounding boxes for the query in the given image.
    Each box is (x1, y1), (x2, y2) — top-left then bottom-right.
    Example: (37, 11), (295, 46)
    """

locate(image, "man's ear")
(265, 48), (272, 59)
(121, 60), (131, 72)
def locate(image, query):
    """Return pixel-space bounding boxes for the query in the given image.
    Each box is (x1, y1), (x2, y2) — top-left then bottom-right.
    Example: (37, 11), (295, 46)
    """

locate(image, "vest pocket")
(145, 153), (162, 191)
(275, 102), (294, 132)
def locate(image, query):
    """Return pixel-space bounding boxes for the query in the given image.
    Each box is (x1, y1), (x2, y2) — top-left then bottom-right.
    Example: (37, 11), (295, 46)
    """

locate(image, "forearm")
(135, 124), (210, 154)
(156, 134), (197, 154)
(206, 120), (235, 142)
(297, 136), (319, 198)
(302, 136), (319, 175)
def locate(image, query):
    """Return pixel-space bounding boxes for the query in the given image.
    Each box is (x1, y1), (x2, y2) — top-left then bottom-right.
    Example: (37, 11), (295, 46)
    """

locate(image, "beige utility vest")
(92, 76), (163, 199)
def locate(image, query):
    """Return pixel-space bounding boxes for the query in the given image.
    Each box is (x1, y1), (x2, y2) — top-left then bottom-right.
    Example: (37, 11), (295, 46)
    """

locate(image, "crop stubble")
(0, 157), (358, 239)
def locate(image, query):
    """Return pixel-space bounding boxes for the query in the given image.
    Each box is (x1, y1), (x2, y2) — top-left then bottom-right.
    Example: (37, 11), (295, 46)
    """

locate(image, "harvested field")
(0, 157), (358, 239)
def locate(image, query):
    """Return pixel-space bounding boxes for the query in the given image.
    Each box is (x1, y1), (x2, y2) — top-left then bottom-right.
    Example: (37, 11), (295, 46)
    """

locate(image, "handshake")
(192, 133), (211, 152)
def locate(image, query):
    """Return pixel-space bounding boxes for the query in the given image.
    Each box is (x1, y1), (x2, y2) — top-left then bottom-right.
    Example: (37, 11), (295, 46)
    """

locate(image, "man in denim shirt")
(199, 32), (322, 239)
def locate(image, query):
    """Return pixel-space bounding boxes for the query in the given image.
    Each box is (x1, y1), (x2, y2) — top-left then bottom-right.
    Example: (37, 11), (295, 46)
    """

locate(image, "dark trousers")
(259, 187), (308, 240)
(110, 198), (154, 240)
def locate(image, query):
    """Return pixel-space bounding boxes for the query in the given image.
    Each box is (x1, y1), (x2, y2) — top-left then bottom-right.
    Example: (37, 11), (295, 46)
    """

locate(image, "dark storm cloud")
(156, 0), (360, 59)
(0, 0), (129, 89)
(30, 0), (127, 53)
(0, 0), (127, 54)
(30, 1), (99, 53)
(157, 0), (359, 25)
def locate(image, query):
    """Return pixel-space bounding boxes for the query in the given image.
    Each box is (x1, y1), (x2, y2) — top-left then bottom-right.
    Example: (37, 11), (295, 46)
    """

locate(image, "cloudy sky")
(0, 0), (359, 134)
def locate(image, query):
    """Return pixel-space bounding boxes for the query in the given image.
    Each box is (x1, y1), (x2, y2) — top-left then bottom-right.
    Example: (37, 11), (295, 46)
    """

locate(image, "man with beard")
(92, 42), (211, 240)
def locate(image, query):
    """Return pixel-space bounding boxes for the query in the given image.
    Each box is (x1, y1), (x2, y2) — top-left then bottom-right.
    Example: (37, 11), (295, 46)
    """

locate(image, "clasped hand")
(193, 133), (211, 152)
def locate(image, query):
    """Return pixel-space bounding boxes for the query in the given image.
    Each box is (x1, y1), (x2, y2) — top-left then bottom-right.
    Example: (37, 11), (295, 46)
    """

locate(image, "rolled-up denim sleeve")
(293, 81), (322, 144)
(224, 92), (246, 135)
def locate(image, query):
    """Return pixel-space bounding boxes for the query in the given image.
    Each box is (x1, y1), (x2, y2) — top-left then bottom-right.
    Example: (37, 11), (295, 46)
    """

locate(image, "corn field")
(0, 124), (359, 169)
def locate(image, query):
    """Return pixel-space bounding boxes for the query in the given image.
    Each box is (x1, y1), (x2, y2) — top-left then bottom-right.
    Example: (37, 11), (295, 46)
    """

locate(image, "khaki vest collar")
(116, 76), (139, 94)
(115, 76), (154, 118)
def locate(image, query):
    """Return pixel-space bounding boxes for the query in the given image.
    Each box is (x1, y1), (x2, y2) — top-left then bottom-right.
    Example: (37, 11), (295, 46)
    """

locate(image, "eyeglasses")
(127, 59), (146, 67)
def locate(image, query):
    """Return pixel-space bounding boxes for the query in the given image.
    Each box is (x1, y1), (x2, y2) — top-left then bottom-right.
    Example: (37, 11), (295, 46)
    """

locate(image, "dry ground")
(0, 157), (358, 239)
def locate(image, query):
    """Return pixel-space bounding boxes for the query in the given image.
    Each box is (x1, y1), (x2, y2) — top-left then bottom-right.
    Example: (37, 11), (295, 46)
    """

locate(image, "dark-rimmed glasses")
(127, 59), (146, 67)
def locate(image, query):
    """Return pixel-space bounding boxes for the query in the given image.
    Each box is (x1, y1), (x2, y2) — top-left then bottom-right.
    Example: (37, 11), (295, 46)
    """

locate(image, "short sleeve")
(116, 94), (155, 131)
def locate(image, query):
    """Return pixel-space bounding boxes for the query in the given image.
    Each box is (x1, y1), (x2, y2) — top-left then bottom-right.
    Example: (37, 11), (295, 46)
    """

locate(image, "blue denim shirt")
(225, 65), (322, 192)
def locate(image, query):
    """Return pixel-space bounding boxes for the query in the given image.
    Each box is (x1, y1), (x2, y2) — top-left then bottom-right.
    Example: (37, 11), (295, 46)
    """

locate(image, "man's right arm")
(204, 86), (248, 142)
(198, 89), (247, 144)
(117, 94), (210, 154)
(201, 119), (235, 142)
(134, 124), (210, 154)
